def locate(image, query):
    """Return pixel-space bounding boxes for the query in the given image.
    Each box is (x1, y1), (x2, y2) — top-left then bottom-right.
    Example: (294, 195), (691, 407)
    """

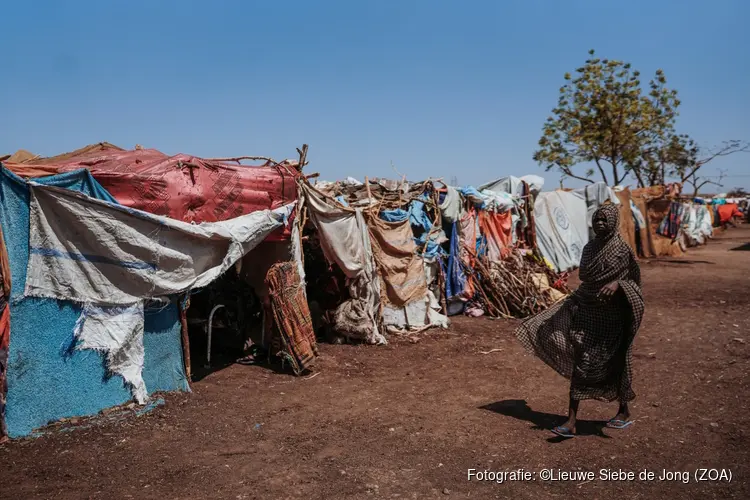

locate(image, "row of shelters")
(0, 143), (743, 439)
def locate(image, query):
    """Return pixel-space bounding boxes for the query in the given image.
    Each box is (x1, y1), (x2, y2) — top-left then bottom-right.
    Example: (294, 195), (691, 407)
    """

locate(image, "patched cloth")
(515, 204), (644, 402)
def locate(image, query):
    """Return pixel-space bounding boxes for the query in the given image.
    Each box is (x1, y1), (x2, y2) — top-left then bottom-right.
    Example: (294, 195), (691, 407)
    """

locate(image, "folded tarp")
(533, 191), (589, 272)
(301, 185), (385, 345)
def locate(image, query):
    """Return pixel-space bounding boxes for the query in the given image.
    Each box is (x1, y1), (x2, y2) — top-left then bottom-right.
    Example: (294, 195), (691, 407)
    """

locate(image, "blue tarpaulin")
(380, 196), (444, 259)
(0, 166), (189, 438)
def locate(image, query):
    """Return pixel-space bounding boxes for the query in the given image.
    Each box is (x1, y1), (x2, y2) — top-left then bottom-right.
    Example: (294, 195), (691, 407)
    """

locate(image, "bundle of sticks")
(463, 248), (570, 319)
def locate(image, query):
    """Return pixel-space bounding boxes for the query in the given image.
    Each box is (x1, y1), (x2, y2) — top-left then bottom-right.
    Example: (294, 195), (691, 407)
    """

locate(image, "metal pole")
(205, 304), (225, 368)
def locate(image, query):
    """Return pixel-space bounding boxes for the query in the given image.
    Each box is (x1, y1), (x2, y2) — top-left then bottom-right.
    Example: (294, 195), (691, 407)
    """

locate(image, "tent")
(0, 164), (291, 439)
(533, 190), (589, 272)
(0, 167), (188, 438)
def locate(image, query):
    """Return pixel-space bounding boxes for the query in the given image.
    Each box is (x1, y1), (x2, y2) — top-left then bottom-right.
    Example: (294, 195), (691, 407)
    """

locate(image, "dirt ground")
(1, 226), (749, 500)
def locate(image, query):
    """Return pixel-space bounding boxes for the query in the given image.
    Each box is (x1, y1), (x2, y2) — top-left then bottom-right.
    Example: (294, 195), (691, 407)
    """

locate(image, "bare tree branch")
(680, 140), (750, 184)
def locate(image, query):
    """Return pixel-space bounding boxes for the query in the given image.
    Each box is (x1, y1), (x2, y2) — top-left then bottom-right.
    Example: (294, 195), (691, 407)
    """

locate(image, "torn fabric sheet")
(302, 185), (385, 344)
(24, 183), (292, 305)
(73, 303), (147, 403)
(366, 215), (428, 307)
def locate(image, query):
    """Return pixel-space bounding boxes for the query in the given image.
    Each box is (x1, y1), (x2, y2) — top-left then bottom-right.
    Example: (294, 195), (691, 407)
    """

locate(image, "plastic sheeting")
(533, 191), (589, 272)
(4, 147), (299, 241)
(478, 211), (513, 261)
(382, 260), (448, 334)
(682, 204), (713, 246)
(573, 182), (621, 239)
(439, 186), (462, 223)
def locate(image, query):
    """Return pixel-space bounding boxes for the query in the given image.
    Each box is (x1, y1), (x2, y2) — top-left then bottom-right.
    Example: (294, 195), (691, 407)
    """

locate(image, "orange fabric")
(0, 305), (8, 352)
(717, 204), (741, 224)
(479, 211), (513, 261)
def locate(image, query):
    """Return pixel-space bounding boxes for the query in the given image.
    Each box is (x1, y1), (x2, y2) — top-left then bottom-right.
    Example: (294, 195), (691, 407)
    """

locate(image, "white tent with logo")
(533, 190), (589, 272)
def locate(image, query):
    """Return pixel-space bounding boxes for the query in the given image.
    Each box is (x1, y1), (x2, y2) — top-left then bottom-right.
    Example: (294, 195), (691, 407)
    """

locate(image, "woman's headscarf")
(592, 203), (620, 240)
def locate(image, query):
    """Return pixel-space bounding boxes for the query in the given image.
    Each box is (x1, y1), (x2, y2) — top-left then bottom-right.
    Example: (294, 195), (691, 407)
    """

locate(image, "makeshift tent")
(0, 164), (291, 438)
(301, 185), (385, 345)
(533, 190), (589, 272)
(645, 198), (684, 257)
(4, 146), (299, 241)
(613, 187), (638, 255)
(0, 166), (186, 438)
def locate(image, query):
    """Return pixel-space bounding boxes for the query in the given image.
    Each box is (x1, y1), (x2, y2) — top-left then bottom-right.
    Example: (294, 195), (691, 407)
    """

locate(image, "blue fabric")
(458, 187), (486, 209)
(0, 165), (189, 437)
(380, 197), (445, 258)
(334, 195), (348, 206)
(444, 222), (467, 300)
(380, 208), (409, 223)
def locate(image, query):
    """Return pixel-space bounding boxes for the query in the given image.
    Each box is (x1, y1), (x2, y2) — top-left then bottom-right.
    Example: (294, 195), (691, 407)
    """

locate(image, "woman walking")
(515, 204), (644, 438)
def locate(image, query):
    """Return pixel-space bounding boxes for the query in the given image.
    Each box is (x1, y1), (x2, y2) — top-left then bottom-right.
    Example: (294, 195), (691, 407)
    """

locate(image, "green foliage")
(534, 50), (682, 186)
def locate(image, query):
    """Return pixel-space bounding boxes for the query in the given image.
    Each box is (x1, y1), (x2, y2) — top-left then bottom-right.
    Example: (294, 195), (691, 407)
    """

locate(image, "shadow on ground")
(730, 243), (750, 251)
(480, 399), (611, 441)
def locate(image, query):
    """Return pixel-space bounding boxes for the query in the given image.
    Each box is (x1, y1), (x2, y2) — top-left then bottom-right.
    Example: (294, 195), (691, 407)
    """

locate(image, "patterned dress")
(515, 204), (645, 402)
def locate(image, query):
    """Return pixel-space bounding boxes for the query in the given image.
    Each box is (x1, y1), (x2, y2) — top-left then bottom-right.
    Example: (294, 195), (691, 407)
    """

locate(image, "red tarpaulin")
(3, 146), (299, 241)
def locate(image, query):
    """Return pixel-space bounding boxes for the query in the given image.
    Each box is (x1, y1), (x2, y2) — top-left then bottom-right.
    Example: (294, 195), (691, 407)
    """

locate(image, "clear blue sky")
(2, 0), (748, 191)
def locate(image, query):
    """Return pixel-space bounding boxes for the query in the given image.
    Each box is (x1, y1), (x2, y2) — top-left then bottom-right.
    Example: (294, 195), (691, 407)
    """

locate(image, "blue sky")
(2, 0), (748, 191)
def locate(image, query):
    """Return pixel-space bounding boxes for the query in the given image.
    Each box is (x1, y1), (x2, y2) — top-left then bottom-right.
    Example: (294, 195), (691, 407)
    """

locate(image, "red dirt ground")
(1, 226), (749, 500)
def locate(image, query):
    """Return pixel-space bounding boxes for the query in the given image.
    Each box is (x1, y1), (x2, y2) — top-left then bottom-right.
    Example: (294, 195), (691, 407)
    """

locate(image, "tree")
(534, 50), (680, 186)
(727, 187), (748, 197)
(684, 168), (726, 197)
(674, 140), (749, 196)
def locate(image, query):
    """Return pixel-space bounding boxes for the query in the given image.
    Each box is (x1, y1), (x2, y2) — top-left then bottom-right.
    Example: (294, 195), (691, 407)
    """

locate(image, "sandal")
(551, 425), (576, 438)
(606, 419), (634, 429)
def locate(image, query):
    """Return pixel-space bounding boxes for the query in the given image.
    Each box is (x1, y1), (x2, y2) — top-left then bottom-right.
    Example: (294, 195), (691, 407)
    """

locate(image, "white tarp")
(302, 185), (386, 345)
(683, 204), (713, 246)
(479, 174), (545, 198)
(534, 191), (589, 272)
(478, 175), (523, 197)
(520, 175), (545, 196)
(24, 182), (292, 402)
(25, 183), (292, 305)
